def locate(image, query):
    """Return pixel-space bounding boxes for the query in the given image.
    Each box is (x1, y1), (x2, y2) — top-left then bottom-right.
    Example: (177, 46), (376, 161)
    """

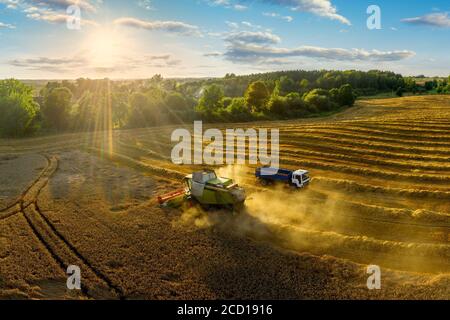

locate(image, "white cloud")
(233, 4), (247, 11)
(263, 12), (293, 22)
(206, 0), (247, 11)
(225, 20), (267, 31)
(203, 51), (222, 57)
(17, 0), (99, 12)
(402, 12), (450, 28)
(206, 0), (349, 23)
(0, 21), (15, 28)
(114, 17), (202, 36)
(25, 7), (98, 26)
(138, 0), (154, 11)
(254, 0), (350, 25)
(1, 0), (100, 26)
(226, 30), (281, 44)
(9, 55), (88, 73)
(224, 42), (416, 63)
(225, 21), (239, 29)
(147, 54), (171, 61)
(0, 0), (19, 9)
(9, 53), (182, 74)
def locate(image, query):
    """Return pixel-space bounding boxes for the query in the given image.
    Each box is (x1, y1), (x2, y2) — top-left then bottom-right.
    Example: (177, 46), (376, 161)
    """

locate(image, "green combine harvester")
(157, 170), (246, 211)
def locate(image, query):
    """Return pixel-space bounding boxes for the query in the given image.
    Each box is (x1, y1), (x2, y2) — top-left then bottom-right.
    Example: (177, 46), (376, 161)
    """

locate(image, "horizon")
(8, 69), (448, 82)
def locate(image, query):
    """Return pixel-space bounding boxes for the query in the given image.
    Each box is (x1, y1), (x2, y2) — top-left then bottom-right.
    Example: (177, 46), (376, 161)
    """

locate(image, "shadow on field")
(196, 209), (331, 299)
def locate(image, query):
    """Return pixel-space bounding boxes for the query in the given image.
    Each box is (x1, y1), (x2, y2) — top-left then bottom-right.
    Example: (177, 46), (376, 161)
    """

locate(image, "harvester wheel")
(201, 204), (212, 211)
(233, 203), (245, 214)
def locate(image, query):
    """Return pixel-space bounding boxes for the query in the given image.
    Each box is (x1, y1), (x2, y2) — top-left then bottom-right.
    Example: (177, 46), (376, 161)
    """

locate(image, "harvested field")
(0, 95), (449, 299)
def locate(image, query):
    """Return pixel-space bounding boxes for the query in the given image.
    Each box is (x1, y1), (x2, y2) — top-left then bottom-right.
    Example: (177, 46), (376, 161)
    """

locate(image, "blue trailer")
(255, 167), (310, 189)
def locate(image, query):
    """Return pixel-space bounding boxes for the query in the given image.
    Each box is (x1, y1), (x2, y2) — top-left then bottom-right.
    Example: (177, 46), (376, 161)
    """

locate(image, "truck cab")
(291, 170), (310, 188)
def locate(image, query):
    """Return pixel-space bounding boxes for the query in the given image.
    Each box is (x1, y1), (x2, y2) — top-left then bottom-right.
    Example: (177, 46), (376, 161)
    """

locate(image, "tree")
(404, 78), (418, 93)
(226, 97), (251, 121)
(128, 92), (158, 128)
(278, 76), (297, 96)
(42, 87), (72, 131)
(304, 89), (332, 112)
(0, 79), (39, 137)
(338, 84), (355, 106)
(111, 92), (129, 128)
(71, 91), (95, 131)
(165, 92), (188, 112)
(150, 74), (163, 86)
(284, 93), (308, 117)
(268, 94), (287, 116)
(396, 87), (404, 97)
(424, 81), (435, 91)
(245, 81), (270, 112)
(329, 88), (340, 103)
(299, 79), (310, 93)
(196, 84), (224, 117)
(221, 97), (233, 108)
(165, 92), (191, 123)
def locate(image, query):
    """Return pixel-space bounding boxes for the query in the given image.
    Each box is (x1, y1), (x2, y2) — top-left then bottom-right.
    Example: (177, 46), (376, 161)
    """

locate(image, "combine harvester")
(157, 170), (246, 211)
(256, 167), (311, 189)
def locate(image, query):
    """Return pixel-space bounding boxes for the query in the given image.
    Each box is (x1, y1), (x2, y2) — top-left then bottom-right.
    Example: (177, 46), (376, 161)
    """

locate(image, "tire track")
(27, 202), (125, 299)
(1, 153), (125, 299)
(0, 154), (50, 214)
(0, 154), (59, 220)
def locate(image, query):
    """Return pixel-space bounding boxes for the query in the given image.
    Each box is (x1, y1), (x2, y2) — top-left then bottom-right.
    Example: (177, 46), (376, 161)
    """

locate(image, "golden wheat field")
(0, 95), (449, 300)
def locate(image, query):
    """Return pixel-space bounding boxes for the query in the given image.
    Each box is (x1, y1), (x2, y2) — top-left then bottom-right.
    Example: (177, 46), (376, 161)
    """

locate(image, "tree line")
(1, 70), (449, 137)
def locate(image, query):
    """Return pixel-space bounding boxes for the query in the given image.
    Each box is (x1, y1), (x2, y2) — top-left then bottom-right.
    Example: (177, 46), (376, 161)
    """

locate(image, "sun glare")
(84, 28), (128, 66)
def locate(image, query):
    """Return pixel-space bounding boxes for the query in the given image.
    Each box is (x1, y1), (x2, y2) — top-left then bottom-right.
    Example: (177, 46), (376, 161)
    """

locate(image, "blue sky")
(0, 0), (449, 79)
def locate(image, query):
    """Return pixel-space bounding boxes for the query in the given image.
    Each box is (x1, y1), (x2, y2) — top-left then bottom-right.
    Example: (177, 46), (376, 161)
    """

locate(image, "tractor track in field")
(0, 155), (48, 213)
(0, 154), (54, 219)
(23, 202), (125, 299)
(0, 153), (60, 219)
(1, 153), (125, 299)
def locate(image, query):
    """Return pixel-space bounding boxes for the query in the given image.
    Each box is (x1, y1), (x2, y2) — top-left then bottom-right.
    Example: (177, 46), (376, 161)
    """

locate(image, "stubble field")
(0, 95), (449, 299)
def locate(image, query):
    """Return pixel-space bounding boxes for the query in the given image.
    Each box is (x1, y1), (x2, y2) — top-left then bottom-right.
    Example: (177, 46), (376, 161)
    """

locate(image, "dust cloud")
(181, 165), (449, 274)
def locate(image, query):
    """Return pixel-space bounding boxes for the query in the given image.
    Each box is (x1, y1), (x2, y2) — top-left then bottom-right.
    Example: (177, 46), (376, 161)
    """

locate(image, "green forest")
(1, 70), (449, 138)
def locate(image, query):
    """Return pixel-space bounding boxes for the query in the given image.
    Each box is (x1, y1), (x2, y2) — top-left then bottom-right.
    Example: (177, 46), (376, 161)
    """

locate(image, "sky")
(0, 0), (449, 79)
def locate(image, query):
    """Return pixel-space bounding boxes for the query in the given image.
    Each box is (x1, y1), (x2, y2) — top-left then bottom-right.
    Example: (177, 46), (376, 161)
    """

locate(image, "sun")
(84, 28), (128, 66)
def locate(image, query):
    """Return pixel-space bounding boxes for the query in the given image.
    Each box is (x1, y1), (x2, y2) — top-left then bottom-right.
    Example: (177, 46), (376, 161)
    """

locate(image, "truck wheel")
(259, 179), (268, 186)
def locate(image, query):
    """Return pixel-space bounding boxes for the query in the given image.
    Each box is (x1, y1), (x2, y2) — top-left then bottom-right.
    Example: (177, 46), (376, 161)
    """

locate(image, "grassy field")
(0, 95), (449, 299)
